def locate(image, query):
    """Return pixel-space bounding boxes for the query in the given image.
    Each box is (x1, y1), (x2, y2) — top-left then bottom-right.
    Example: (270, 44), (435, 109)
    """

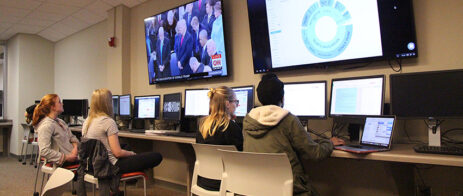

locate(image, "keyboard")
(414, 145), (463, 156)
(164, 132), (196, 138)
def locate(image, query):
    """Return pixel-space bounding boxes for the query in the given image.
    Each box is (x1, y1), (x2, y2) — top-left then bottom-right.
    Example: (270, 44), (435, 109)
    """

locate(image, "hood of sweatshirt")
(243, 105), (289, 138)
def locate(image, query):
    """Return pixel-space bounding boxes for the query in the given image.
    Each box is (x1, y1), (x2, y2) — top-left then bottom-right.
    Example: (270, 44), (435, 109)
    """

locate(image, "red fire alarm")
(108, 37), (115, 47)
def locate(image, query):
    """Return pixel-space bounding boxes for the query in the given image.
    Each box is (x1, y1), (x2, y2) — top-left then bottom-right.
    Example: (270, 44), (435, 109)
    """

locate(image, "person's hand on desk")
(330, 137), (345, 146)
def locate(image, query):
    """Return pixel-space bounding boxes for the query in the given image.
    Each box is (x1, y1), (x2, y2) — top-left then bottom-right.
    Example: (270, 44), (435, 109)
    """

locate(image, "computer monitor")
(284, 81), (326, 118)
(390, 69), (463, 146)
(119, 94), (131, 118)
(134, 95), (160, 119)
(184, 88), (210, 117)
(390, 69), (463, 118)
(62, 99), (88, 117)
(112, 95), (119, 116)
(330, 75), (384, 117)
(163, 93), (182, 121)
(231, 86), (254, 117)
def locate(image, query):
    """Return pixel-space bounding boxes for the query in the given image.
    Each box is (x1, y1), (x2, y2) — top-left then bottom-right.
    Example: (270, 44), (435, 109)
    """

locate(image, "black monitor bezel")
(144, 0), (230, 84)
(389, 69), (463, 119)
(118, 94), (132, 118)
(283, 80), (327, 119)
(230, 85), (255, 118)
(134, 95), (161, 119)
(184, 88), (210, 117)
(162, 92), (183, 121)
(329, 75), (385, 118)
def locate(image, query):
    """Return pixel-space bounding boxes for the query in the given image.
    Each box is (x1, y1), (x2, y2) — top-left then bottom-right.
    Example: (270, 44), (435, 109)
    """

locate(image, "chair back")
(219, 150), (293, 196)
(191, 144), (236, 196)
(41, 168), (75, 196)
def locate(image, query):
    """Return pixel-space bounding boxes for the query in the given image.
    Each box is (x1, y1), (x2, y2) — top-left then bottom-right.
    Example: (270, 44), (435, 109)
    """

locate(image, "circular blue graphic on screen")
(301, 0), (353, 59)
(407, 42), (415, 50)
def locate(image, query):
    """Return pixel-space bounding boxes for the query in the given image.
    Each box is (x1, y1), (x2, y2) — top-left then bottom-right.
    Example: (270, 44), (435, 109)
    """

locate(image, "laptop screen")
(361, 117), (395, 147)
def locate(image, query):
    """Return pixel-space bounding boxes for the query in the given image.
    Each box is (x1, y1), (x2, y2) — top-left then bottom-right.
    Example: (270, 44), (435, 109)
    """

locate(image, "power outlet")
(416, 186), (431, 196)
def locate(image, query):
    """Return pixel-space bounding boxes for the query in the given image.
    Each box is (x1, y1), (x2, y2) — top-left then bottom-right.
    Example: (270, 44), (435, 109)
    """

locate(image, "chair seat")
(121, 171), (146, 179)
(63, 164), (79, 170)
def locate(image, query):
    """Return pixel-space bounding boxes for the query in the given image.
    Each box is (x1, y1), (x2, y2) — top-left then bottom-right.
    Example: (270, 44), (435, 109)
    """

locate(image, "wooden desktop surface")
(69, 126), (463, 167)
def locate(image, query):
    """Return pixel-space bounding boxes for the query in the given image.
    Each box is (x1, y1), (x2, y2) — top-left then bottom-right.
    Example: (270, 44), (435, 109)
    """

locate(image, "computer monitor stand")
(427, 119), (441, 147)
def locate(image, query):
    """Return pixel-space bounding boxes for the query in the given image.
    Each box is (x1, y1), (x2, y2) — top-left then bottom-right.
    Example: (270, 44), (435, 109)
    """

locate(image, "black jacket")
(77, 138), (120, 196)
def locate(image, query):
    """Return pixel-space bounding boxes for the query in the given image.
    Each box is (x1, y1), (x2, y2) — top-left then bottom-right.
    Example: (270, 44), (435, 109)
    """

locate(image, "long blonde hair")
(83, 88), (114, 135)
(32, 94), (59, 127)
(199, 86), (235, 139)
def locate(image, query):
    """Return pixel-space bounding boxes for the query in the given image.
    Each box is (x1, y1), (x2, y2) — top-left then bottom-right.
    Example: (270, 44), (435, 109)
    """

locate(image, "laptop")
(335, 116), (396, 154)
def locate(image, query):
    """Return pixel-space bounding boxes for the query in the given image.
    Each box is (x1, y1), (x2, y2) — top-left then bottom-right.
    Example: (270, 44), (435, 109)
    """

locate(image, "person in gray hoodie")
(243, 73), (345, 196)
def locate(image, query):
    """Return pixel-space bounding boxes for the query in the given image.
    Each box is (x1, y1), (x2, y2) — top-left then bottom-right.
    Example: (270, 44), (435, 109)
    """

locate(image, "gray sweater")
(36, 117), (79, 165)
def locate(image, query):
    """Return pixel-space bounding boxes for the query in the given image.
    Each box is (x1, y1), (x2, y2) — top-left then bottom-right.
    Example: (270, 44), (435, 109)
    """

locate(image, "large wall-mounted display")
(144, 0), (229, 84)
(247, 0), (418, 73)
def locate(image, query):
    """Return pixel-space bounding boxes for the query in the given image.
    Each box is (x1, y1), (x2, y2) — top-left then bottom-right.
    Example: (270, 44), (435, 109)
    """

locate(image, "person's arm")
(107, 134), (136, 158)
(288, 117), (334, 161)
(38, 123), (66, 164)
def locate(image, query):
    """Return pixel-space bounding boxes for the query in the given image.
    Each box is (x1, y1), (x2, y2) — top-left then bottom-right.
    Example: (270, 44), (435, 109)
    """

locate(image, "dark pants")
(115, 152), (163, 174)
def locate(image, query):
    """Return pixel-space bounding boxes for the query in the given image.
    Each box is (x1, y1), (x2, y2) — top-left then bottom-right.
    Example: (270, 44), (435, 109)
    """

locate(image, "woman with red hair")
(33, 94), (79, 166)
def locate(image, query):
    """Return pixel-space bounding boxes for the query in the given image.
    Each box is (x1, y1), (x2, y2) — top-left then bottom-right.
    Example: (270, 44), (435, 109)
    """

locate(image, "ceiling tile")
(27, 11), (67, 22)
(0, 7), (31, 18)
(19, 16), (55, 27)
(87, 0), (113, 18)
(38, 27), (66, 42)
(0, 0), (42, 10)
(0, 23), (14, 33)
(36, 2), (80, 15)
(59, 16), (90, 33)
(48, 21), (75, 37)
(121, 0), (140, 8)
(102, 0), (123, 7)
(0, 31), (17, 40)
(0, 16), (23, 23)
(43, 0), (94, 7)
(8, 24), (45, 34)
(73, 9), (106, 25)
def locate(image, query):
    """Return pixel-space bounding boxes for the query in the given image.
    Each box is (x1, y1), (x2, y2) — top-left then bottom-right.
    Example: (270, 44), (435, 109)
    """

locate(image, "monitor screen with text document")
(284, 81), (326, 118)
(185, 89), (210, 117)
(119, 94), (131, 117)
(231, 86), (254, 117)
(330, 76), (384, 117)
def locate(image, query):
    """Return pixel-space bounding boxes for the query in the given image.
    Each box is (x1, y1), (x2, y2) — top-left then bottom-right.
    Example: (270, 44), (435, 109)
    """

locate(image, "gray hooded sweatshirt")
(243, 105), (333, 196)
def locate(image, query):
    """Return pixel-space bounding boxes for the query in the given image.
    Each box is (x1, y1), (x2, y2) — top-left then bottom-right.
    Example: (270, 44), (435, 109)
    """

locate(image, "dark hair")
(25, 104), (37, 124)
(257, 73), (284, 106)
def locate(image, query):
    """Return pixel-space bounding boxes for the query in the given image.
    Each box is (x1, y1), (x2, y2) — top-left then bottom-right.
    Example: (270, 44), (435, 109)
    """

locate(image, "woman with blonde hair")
(33, 94), (79, 166)
(196, 86), (243, 151)
(82, 89), (162, 176)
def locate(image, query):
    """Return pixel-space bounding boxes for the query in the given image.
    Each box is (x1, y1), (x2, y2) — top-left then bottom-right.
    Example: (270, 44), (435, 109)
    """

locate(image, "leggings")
(115, 152), (163, 174)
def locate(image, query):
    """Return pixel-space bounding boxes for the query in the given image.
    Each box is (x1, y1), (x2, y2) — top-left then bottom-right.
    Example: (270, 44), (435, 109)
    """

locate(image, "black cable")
(441, 128), (463, 137)
(414, 166), (427, 187)
(402, 120), (425, 144)
(388, 58), (402, 72)
(307, 128), (330, 139)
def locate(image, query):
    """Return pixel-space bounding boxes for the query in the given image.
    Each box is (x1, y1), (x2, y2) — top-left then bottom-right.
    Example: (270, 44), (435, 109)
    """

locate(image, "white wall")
(54, 21), (108, 101)
(6, 35), (19, 154)
(6, 34), (55, 155)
